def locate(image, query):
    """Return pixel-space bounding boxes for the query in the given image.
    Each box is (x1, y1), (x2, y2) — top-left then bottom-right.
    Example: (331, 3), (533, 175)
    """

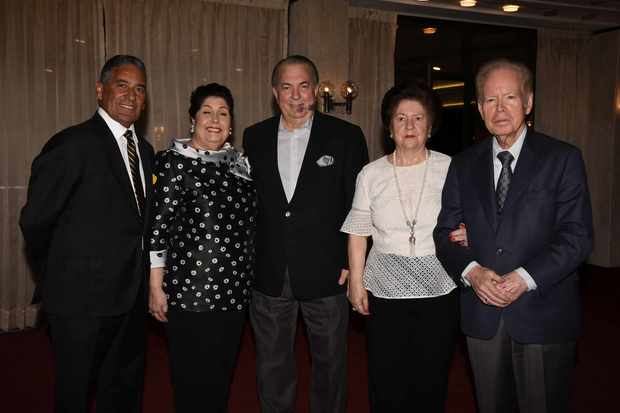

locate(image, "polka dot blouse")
(149, 139), (257, 312)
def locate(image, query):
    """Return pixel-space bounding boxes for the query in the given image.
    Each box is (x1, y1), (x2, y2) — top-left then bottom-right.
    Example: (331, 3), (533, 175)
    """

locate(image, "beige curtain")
(535, 28), (620, 267)
(0, 0), (104, 330)
(102, 0), (288, 150)
(348, 8), (397, 160)
(536, 29), (596, 259)
(535, 29), (591, 148)
(1, 0), (287, 331)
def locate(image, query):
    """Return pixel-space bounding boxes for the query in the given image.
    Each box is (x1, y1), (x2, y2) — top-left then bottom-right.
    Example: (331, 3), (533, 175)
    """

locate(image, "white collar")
(97, 107), (136, 141)
(278, 113), (314, 133)
(492, 125), (527, 161)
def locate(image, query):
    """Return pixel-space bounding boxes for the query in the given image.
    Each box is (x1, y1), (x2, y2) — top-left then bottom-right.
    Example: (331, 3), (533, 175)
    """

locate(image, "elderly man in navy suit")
(434, 58), (593, 413)
(21, 55), (153, 413)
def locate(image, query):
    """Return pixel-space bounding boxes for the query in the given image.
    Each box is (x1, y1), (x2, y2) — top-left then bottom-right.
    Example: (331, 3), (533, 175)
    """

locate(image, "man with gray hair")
(21, 55), (153, 413)
(243, 55), (368, 412)
(434, 58), (593, 412)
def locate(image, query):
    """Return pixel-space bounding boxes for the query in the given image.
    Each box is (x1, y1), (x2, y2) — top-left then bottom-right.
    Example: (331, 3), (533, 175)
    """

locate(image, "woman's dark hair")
(381, 82), (440, 135)
(380, 82), (441, 154)
(188, 83), (235, 123)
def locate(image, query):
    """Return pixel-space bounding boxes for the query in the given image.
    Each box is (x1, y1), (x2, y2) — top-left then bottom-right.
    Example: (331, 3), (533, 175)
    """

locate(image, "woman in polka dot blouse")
(148, 83), (256, 413)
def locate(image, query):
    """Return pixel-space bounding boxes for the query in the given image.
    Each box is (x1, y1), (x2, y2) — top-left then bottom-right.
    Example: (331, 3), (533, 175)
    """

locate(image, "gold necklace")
(391, 149), (430, 256)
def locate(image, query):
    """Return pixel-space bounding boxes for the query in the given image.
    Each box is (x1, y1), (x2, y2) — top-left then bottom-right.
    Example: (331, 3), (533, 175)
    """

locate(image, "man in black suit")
(20, 55), (153, 413)
(243, 55), (368, 412)
(434, 58), (593, 413)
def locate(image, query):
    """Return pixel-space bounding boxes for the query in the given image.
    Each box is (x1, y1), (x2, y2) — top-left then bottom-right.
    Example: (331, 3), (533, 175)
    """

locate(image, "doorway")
(395, 16), (537, 155)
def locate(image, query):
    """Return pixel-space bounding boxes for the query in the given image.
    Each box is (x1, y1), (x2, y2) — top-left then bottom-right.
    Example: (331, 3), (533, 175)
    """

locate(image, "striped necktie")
(123, 129), (145, 216)
(496, 151), (514, 213)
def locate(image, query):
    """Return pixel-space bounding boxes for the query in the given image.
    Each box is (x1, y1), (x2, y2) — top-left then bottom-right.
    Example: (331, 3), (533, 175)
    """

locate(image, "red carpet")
(1, 265), (617, 412)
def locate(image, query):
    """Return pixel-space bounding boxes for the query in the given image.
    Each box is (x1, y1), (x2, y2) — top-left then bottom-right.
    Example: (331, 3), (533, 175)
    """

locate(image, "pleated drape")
(0, 0), (286, 331)
(535, 29), (591, 148)
(348, 8), (396, 161)
(536, 28), (620, 267)
(0, 0), (104, 330)
(102, 0), (287, 150)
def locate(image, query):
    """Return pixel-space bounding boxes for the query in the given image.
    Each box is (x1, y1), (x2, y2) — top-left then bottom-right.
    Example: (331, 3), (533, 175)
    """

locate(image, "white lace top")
(341, 151), (456, 299)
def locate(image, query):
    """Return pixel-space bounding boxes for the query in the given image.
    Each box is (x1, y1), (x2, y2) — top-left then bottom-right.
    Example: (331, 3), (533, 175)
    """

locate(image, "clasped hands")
(466, 266), (527, 307)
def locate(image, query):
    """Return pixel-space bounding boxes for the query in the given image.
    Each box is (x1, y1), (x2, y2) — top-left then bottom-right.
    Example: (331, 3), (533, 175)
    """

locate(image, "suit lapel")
(92, 113), (141, 217)
(264, 117), (289, 208)
(474, 138), (498, 231)
(289, 112), (325, 206)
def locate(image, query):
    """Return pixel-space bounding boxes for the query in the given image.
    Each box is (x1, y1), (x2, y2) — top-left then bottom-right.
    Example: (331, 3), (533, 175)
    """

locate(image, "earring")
(229, 128), (232, 136)
(190, 121), (195, 135)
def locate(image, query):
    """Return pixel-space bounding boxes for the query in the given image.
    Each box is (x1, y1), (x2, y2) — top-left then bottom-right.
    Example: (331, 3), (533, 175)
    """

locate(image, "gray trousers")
(467, 318), (576, 413)
(250, 272), (349, 413)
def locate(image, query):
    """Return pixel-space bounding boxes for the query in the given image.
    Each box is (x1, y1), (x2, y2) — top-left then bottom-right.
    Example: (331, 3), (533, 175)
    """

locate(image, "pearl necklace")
(391, 149), (430, 256)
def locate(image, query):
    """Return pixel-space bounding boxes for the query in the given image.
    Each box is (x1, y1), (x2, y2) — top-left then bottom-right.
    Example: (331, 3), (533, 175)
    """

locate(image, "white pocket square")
(316, 155), (335, 167)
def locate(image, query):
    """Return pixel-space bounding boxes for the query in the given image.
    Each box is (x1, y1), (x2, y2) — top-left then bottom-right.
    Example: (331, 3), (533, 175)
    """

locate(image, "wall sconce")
(318, 80), (359, 115)
(318, 81), (335, 113)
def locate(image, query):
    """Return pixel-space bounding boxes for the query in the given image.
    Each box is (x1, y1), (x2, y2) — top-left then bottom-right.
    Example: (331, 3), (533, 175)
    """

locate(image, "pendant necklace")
(391, 149), (430, 256)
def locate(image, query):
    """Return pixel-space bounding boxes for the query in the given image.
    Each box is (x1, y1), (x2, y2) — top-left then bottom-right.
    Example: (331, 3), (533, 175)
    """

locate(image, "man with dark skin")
(20, 55), (154, 413)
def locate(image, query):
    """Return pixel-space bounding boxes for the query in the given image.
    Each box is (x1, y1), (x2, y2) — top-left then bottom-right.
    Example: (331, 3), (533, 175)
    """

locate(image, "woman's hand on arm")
(449, 223), (468, 247)
(149, 267), (168, 322)
(347, 234), (370, 315)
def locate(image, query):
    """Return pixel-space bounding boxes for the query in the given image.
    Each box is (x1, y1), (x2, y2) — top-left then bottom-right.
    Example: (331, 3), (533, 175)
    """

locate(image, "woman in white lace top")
(341, 83), (466, 412)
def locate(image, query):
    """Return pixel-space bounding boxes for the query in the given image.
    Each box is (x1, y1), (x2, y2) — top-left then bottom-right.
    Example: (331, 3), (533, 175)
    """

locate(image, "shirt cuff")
(515, 267), (537, 291)
(150, 250), (167, 268)
(461, 261), (480, 287)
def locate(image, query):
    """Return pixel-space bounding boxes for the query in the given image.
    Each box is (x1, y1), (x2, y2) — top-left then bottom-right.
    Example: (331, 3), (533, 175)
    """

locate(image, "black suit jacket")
(434, 130), (593, 344)
(20, 113), (154, 316)
(243, 112), (368, 300)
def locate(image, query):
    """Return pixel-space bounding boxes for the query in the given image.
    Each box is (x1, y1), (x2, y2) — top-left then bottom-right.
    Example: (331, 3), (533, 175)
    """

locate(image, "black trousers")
(250, 273), (349, 413)
(165, 309), (246, 413)
(467, 318), (576, 413)
(366, 290), (459, 413)
(47, 299), (146, 413)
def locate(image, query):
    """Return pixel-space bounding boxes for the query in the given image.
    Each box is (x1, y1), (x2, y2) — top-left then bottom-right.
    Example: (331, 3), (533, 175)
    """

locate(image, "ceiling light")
(423, 27), (437, 35)
(432, 66), (441, 71)
(502, 4), (520, 12)
(433, 81), (465, 90)
(442, 101), (464, 108)
(460, 0), (477, 7)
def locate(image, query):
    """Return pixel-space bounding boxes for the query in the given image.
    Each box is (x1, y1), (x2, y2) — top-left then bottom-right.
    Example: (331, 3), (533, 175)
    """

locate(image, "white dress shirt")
(97, 107), (146, 207)
(462, 126), (537, 290)
(277, 115), (313, 202)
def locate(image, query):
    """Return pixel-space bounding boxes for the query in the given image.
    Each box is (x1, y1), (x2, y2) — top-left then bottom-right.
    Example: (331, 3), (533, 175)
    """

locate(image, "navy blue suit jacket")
(434, 130), (593, 344)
